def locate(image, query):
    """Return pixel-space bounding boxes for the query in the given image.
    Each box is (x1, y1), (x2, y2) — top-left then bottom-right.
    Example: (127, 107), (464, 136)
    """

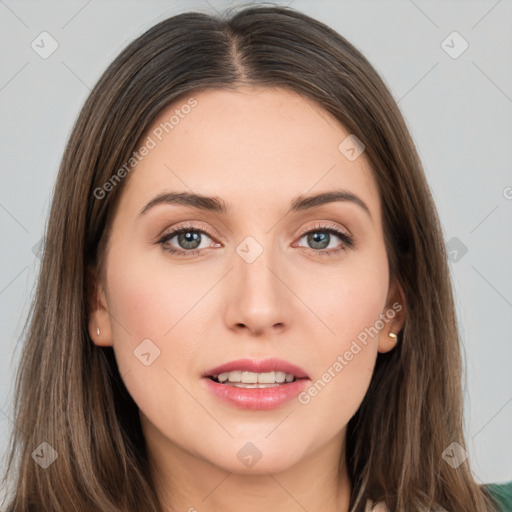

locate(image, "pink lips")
(202, 358), (309, 379)
(201, 358), (310, 410)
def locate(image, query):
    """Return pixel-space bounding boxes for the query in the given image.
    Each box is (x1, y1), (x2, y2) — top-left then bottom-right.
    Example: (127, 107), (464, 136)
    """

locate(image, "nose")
(223, 242), (290, 337)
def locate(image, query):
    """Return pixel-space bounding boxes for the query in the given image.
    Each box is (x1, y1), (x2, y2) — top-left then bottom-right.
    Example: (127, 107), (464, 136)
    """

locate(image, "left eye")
(297, 229), (345, 251)
(158, 227), (214, 252)
(294, 224), (355, 255)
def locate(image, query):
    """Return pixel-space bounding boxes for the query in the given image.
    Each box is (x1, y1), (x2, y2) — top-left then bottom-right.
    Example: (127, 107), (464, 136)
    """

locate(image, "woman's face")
(89, 86), (404, 475)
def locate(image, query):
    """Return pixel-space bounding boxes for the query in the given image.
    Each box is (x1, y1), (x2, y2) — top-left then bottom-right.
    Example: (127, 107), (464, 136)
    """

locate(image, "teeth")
(215, 371), (296, 385)
(258, 371), (275, 384)
(242, 371), (258, 384)
(226, 371), (241, 382)
(275, 371), (286, 383)
(223, 382), (281, 388)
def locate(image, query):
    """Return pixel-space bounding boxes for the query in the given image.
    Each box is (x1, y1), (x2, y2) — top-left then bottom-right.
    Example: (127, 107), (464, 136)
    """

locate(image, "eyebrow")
(139, 189), (372, 219)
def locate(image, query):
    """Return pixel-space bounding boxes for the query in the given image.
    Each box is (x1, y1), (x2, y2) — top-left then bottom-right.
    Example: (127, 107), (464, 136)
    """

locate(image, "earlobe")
(88, 302), (114, 347)
(86, 266), (113, 347)
(378, 278), (406, 353)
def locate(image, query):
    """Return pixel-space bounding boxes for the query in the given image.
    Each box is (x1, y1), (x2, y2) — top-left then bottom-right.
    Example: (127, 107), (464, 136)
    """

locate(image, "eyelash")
(156, 222), (355, 258)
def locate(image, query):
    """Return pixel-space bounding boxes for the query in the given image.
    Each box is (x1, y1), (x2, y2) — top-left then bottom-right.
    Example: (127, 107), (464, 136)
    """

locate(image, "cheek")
(104, 254), (211, 427)
(106, 249), (210, 342)
(294, 246), (388, 420)
(104, 250), (213, 402)
(296, 295), (381, 443)
(305, 245), (389, 346)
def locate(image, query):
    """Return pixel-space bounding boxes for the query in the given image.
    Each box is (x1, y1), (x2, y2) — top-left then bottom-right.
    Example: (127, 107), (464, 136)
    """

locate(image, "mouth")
(208, 370), (306, 388)
(202, 357), (309, 384)
(201, 358), (310, 410)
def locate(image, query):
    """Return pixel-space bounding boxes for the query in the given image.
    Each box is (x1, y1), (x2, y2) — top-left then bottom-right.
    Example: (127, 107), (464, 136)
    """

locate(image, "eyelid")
(156, 221), (220, 243)
(297, 221), (352, 239)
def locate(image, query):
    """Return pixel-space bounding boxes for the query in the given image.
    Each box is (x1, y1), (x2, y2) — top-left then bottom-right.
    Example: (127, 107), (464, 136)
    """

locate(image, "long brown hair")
(2, 5), (500, 511)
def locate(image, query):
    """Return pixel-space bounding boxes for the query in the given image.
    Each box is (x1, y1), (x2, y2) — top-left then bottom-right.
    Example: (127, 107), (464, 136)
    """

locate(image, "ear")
(86, 265), (113, 347)
(378, 277), (406, 354)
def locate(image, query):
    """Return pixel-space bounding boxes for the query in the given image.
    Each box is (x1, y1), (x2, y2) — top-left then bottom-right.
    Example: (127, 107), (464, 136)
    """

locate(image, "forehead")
(117, 86), (380, 221)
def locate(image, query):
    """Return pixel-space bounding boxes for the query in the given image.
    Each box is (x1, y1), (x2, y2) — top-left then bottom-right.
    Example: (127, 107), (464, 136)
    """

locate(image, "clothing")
(364, 481), (512, 511)
(485, 481), (512, 511)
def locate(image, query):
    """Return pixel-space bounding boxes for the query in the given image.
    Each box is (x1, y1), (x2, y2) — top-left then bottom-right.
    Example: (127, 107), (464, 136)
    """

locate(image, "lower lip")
(202, 377), (310, 410)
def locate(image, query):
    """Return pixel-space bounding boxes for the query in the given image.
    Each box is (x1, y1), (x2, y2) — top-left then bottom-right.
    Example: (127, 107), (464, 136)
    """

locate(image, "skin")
(88, 86), (406, 512)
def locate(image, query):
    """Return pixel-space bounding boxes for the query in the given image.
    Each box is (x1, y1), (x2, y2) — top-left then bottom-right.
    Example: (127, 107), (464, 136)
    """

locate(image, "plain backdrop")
(1, 0), (511, 488)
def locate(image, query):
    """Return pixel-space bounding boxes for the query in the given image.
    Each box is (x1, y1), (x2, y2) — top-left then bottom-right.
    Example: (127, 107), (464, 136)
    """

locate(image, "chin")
(200, 440), (306, 475)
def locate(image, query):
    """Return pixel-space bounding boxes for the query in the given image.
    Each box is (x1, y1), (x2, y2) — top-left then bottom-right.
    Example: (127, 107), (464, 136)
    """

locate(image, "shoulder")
(483, 481), (512, 511)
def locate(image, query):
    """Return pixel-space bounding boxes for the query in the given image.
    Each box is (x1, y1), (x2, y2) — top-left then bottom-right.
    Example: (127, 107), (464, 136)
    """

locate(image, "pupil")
(309, 232), (329, 249)
(179, 231), (200, 249)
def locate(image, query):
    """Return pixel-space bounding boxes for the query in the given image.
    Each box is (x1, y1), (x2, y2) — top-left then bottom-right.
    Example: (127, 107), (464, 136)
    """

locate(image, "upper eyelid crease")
(139, 189), (372, 221)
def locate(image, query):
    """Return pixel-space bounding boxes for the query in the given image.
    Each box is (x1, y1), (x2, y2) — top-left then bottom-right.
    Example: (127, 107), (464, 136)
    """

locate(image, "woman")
(2, 5), (510, 512)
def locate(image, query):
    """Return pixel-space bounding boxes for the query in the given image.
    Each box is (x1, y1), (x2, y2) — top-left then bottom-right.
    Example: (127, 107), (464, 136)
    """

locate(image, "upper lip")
(202, 358), (310, 379)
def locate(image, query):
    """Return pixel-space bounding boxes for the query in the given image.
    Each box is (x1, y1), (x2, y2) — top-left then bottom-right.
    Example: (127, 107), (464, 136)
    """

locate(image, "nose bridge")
(225, 231), (288, 333)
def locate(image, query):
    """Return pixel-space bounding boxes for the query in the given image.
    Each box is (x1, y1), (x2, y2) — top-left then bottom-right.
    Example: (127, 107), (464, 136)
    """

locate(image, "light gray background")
(1, 0), (511, 488)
